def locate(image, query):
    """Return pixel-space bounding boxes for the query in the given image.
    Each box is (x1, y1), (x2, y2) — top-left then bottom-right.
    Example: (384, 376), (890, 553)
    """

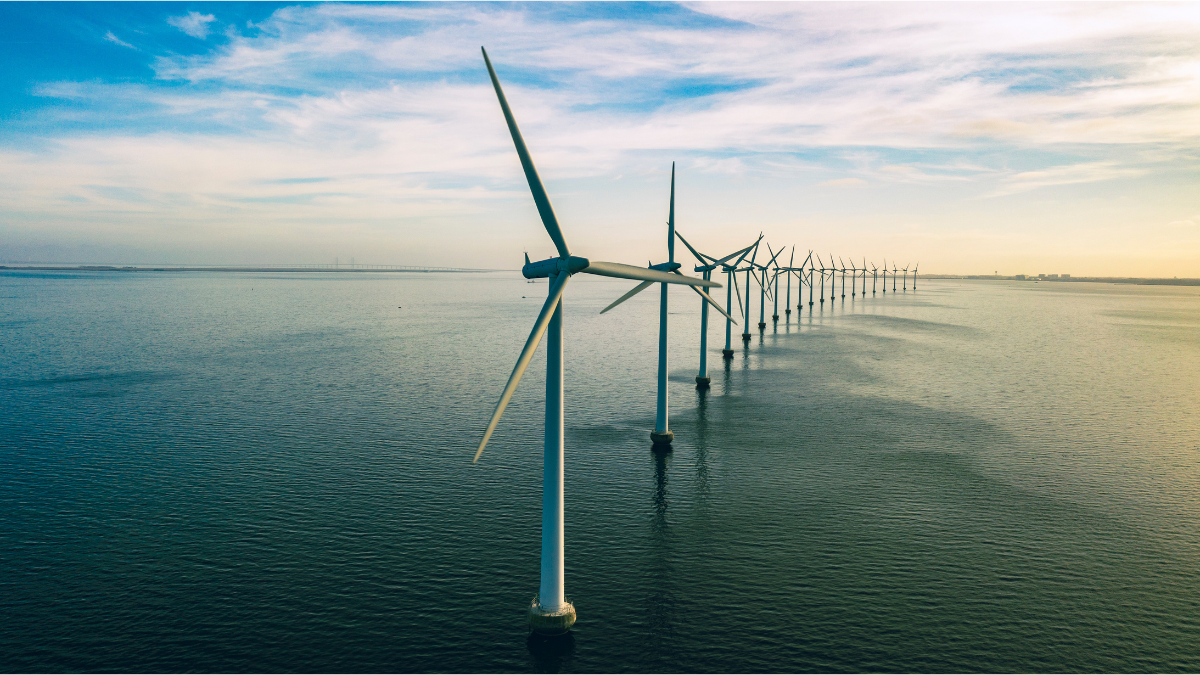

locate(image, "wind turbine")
(829, 253), (839, 304)
(847, 257), (856, 300)
(816, 254), (827, 306)
(903, 264), (909, 291)
(882, 258), (888, 294)
(913, 262), (919, 290)
(871, 262), (878, 295)
(675, 231), (754, 379)
(599, 165), (732, 444)
(893, 262), (898, 292)
(473, 48), (721, 635)
(783, 247), (795, 317)
(838, 257), (847, 300)
(739, 242), (759, 340)
(770, 245), (787, 322)
(788, 250), (813, 316)
(862, 256), (868, 297)
(761, 243), (783, 325)
(811, 252), (820, 307)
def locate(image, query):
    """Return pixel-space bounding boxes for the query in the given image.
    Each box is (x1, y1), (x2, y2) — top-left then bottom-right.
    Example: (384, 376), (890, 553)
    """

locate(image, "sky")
(0, 2), (1198, 276)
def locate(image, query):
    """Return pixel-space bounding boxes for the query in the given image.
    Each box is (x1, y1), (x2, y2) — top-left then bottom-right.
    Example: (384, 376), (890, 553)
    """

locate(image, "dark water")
(2, 270), (1198, 673)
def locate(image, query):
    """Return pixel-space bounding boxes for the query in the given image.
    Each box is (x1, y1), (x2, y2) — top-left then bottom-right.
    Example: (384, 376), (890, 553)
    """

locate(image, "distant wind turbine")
(670, 230), (750, 387)
(759, 243), (783, 326)
(784, 247), (795, 318)
(816, 254), (827, 307)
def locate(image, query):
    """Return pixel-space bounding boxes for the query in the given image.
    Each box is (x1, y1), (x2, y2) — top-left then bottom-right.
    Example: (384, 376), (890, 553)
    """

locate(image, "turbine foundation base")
(721, 349), (735, 358)
(757, 322), (766, 329)
(741, 333), (752, 341)
(650, 430), (674, 447)
(695, 376), (711, 388)
(529, 598), (576, 636)
(785, 309), (791, 315)
(772, 314), (779, 321)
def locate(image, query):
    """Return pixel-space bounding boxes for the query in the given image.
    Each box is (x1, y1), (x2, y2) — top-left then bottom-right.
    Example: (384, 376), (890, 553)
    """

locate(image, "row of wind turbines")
(470, 48), (917, 636)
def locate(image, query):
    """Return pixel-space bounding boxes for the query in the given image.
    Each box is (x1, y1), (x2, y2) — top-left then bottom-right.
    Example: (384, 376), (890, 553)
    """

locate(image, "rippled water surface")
(2, 271), (1199, 672)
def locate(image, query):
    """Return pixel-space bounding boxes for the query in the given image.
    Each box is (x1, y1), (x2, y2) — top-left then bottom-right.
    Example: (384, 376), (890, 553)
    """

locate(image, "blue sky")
(1, 2), (1198, 275)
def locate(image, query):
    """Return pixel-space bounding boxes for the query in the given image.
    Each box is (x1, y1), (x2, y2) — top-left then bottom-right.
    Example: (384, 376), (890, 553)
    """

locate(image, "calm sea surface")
(2, 270), (1198, 673)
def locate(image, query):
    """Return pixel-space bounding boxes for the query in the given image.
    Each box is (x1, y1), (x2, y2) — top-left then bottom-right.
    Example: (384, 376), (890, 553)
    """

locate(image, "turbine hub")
(522, 255), (590, 279)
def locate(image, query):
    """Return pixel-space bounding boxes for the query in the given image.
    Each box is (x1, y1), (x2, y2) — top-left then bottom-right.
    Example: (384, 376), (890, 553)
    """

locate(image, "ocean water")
(1, 270), (1198, 673)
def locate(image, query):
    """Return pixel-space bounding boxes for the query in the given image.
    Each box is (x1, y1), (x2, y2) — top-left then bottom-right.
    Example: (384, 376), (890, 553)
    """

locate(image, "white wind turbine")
(473, 48), (721, 635)
(783, 247), (795, 318)
(755, 244), (784, 329)
(674, 230), (756, 384)
(599, 163), (732, 444)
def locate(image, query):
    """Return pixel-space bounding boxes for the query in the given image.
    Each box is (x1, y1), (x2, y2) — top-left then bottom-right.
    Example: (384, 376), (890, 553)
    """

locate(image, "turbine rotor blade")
(732, 271), (744, 318)
(677, 271), (736, 324)
(481, 47), (570, 258)
(474, 272), (571, 462)
(600, 280), (654, 314)
(674, 230), (713, 265)
(581, 261), (719, 287)
(713, 241), (757, 268)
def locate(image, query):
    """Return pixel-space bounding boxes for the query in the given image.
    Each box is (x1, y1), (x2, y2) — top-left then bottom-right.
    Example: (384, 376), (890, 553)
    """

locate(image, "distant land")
(921, 274), (1200, 286)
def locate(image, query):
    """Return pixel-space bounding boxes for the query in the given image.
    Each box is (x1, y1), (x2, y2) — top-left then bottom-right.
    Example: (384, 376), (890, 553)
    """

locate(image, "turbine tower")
(474, 48), (721, 635)
(839, 256), (847, 300)
(808, 254), (816, 309)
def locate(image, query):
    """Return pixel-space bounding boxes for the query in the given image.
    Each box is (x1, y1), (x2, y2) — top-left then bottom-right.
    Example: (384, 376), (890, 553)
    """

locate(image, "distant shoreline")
(920, 274), (1200, 286)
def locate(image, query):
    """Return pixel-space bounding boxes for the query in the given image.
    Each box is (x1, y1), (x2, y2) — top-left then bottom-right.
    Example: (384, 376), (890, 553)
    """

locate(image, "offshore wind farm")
(3, 3), (1200, 674)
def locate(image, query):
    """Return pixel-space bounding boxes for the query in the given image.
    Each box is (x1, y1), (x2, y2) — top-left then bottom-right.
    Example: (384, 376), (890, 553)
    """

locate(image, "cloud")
(819, 178), (867, 187)
(6, 3), (1200, 271)
(986, 162), (1147, 198)
(167, 11), (216, 39)
(1168, 220), (1196, 228)
(104, 31), (135, 49)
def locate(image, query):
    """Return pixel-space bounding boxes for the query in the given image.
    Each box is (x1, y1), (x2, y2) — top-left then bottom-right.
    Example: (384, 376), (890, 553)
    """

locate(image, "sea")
(1, 269), (1198, 673)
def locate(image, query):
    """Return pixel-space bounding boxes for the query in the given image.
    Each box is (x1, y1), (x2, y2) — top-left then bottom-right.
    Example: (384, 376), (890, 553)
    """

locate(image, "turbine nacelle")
(522, 255), (591, 279)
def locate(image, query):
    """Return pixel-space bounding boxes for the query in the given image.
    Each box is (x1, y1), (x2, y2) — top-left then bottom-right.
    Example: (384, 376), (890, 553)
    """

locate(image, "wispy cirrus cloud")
(987, 161), (1148, 198)
(103, 31), (135, 50)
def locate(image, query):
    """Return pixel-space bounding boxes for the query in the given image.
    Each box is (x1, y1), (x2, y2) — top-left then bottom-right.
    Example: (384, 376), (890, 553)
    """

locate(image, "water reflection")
(526, 632), (575, 673)
(646, 446), (674, 642)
